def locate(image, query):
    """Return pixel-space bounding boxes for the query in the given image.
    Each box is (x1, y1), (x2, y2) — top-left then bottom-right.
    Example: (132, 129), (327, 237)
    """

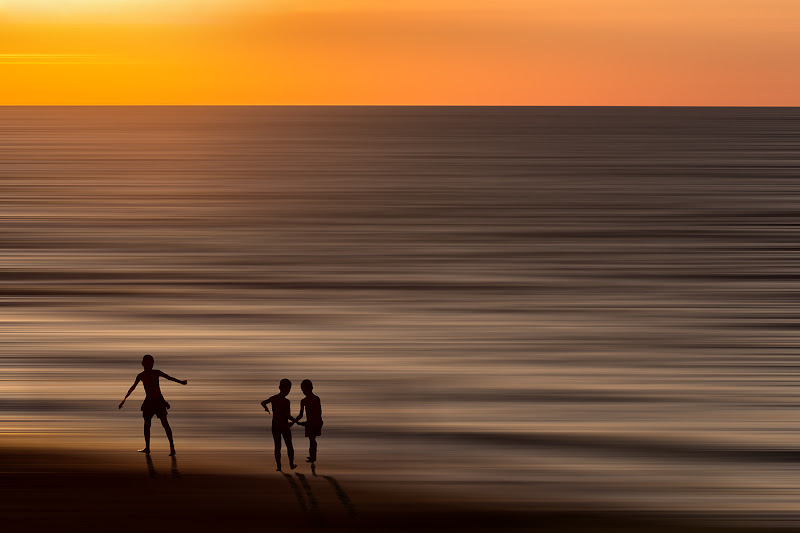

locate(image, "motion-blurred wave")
(2, 107), (800, 521)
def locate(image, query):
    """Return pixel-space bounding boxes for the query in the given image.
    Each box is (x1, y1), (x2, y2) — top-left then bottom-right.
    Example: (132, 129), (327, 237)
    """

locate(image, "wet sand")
(0, 444), (772, 533)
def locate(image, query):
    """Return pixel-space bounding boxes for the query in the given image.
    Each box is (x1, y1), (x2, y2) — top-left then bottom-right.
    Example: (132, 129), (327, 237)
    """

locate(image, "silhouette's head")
(142, 354), (154, 370)
(279, 378), (292, 394)
(301, 379), (313, 395)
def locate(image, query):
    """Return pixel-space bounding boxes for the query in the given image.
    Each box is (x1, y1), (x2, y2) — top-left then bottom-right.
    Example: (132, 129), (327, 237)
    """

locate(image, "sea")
(2, 106), (800, 523)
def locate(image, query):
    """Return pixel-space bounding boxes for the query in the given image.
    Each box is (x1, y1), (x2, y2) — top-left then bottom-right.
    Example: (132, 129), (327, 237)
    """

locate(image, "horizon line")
(1, 104), (799, 109)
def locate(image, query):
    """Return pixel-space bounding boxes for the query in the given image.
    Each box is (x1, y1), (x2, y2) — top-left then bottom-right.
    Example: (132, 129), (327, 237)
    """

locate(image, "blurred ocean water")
(2, 106), (800, 519)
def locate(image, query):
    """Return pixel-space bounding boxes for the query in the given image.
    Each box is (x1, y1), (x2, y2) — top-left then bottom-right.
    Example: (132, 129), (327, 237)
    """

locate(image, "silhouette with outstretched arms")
(119, 354), (187, 456)
(295, 379), (323, 463)
(261, 378), (297, 471)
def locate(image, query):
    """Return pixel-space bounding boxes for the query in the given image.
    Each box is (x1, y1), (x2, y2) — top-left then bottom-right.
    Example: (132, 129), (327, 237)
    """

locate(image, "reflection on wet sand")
(5, 445), (693, 533)
(282, 467), (356, 525)
(144, 454), (180, 479)
(311, 464), (357, 519)
(145, 454), (157, 478)
(283, 473), (308, 513)
(295, 472), (323, 527)
(295, 473), (320, 514)
(171, 456), (180, 479)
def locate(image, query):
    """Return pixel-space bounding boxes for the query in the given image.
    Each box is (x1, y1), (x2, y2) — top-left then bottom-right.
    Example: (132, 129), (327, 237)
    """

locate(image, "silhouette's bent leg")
(140, 418), (152, 453)
(161, 415), (175, 455)
(285, 431), (296, 469)
(309, 436), (317, 462)
(273, 430), (282, 470)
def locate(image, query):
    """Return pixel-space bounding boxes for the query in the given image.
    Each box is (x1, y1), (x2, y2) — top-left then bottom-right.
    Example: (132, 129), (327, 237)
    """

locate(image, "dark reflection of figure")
(119, 354), (188, 456)
(170, 455), (180, 478)
(261, 379), (297, 471)
(296, 473), (324, 527)
(145, 454), (180, 479)
(311, 465), (356, 518)
(145, 454), (158, 478)
(295, 473), (319, 513)
(295, 380), (323, 463)
(283, 473), (307, 513)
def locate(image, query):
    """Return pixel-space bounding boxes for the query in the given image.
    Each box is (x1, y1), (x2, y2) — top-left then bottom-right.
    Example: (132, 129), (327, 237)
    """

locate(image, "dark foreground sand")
(0, 446), (769, 533)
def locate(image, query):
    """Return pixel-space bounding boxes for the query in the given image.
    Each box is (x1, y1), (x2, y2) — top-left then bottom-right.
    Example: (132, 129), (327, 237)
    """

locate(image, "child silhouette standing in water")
(295, 379), (323, 463)
(119, 354), (187, 456)
(261, 379), (297, 471)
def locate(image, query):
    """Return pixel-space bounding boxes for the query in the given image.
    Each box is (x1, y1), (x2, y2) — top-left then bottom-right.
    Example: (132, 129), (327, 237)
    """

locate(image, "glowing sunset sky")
(1, 0), (798, 104)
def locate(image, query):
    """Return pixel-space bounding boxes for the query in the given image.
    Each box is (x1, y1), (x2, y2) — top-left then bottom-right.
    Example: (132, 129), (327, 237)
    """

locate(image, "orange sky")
(1, 0), (798, 105)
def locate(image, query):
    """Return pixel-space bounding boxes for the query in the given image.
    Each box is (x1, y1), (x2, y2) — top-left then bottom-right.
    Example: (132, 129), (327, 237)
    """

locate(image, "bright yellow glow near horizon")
(1, 0), (799, 104)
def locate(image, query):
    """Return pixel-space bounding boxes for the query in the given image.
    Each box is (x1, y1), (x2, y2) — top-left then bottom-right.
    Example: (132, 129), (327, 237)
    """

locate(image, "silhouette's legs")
(160, 415), (176, 455)
(307, 436), (317, 463)
(285, 431), (297, 469)
(273, 430), (283, 470)
(140, 418), (152, 453)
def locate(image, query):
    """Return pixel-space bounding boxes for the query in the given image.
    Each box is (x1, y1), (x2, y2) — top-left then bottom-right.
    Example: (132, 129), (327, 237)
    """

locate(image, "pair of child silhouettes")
(261, 378), (323, 471)
(118, 355), (323, 471)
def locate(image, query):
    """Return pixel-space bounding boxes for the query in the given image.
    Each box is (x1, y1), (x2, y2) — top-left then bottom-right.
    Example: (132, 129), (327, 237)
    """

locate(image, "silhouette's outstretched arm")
(119, 376), (141, 409)
(159, 371), (188, 385)
(295, 399), (306, 424)
(261, 398), (271, 413)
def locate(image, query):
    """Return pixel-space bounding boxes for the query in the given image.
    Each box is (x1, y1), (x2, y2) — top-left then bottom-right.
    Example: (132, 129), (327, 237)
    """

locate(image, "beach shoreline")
(0, 443), (772, 533)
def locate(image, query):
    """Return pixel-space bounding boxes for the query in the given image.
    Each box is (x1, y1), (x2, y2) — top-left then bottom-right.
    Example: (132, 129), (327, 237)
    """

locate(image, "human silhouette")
(295, 379), (323, 463)
(119, 354), (187, 456)
(261, 378), (297, 471)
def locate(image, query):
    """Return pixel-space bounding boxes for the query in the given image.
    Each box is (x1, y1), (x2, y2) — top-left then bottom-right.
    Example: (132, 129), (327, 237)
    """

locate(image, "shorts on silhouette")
(271, 425), (291, 440)
(305, 421), (323, 437)
(141, 397), (170, 419)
